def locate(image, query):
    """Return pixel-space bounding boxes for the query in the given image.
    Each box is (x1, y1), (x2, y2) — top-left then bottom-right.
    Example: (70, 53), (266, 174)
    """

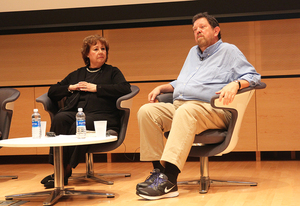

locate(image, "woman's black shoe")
(44, 177), (69, 189)
(41, 174), (54, 184)
(43, 170), (72, 188)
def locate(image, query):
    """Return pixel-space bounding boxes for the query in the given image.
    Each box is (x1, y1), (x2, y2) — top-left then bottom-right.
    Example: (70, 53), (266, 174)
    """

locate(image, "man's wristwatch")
(234, 80), (241, 90)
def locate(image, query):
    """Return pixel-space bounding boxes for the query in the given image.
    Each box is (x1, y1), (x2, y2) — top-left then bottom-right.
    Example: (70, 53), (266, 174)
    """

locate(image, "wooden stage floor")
(0, 160), (300, 205)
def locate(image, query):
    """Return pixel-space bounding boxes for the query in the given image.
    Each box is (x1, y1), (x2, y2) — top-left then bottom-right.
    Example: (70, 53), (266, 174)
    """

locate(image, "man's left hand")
(216, 82), (239, 105)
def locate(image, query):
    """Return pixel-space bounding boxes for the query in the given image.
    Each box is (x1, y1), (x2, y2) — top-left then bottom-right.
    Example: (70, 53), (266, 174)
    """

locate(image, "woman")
(41, 34), (131, 188)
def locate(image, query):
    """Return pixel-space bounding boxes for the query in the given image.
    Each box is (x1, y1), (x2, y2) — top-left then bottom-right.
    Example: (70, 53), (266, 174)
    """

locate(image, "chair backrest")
(36, 93), (59, 122)
(88, 85), (139, 152)
(36, 85), (140, 152)
(191, 83), (266, 157)
(209, 88), (256, 156)
(157, 83), (267, 158)
(0, 88), (20, 141)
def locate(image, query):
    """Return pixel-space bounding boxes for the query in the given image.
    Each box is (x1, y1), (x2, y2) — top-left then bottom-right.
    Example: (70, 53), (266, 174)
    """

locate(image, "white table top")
(0, 135), (117, 147)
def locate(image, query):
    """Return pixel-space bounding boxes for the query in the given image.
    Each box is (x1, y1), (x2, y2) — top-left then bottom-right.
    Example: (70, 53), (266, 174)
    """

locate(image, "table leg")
(43, 189), (64, 206)
(6, 191), (53, 199)
(5, 146), (114, 206)
(42, 146), (64, 206)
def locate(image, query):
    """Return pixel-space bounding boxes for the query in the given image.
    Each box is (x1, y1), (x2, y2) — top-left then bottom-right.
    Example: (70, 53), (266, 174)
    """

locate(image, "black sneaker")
(136, 168), (161, 190)
(41, 174), (54, 184)
(136, 173), (179, 200)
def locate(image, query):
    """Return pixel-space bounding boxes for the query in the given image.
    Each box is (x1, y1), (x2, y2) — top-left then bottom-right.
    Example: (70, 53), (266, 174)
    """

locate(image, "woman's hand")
(68, 84), (79, 92)
(77, 81), (97, 92)
(68, 82), (97, 93)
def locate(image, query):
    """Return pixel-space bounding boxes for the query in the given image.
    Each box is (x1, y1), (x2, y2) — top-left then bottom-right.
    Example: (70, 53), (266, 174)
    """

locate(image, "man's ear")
(214, 26), (220, 37)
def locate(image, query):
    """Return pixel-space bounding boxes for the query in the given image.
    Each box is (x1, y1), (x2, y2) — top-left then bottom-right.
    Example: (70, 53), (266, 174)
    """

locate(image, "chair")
(156, 83), (266, 194)
(0, 88), (20, 179)
(36, 85), (139, 185)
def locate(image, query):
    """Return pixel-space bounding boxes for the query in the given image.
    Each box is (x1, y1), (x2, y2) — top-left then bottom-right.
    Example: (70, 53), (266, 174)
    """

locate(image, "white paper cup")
(41, 121), (47, 138)
(94, 121), (107, 138)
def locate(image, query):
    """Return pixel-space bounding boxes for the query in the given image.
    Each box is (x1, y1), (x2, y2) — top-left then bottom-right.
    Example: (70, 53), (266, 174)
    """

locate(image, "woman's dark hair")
(192, 12), (221, 40)
(81, 34), (109, 66)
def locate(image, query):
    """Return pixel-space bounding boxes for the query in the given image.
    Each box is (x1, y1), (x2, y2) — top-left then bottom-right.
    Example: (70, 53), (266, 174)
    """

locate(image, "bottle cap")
(33, 109), (38, 112)
(78, 108), (83, 112)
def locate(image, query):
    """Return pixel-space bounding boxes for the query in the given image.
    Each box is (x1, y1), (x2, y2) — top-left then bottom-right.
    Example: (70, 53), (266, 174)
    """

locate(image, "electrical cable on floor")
(122, 142), (140, 161)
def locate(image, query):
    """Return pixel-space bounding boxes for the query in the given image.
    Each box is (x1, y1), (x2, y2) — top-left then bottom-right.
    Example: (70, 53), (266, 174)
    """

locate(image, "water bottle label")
(77, 120), (86, 126)
(32, 121), (40, 127)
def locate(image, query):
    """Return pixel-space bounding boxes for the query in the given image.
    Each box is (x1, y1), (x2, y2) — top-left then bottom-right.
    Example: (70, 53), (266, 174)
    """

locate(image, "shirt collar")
(197, 39), (222, 60)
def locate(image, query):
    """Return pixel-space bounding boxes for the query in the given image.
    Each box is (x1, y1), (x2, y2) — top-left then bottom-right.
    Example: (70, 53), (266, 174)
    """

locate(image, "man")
(136, 12), (261, 200)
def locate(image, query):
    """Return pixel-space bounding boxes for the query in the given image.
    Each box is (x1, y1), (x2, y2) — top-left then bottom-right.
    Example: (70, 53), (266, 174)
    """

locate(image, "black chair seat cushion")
(87, 129), (119, 153)
(194, 129), (227, 144)
(164, 129), (227, 145)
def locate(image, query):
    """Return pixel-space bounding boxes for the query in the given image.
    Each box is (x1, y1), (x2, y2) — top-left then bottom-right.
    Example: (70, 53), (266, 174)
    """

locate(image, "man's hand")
(216, 82), (239, 105)
(216, 80), (249, 105)
(148, 84), (174, 103)
(148, 87), (161, 103)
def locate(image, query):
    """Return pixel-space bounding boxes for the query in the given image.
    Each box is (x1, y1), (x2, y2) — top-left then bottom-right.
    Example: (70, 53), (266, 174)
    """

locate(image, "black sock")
(152, 161), (165, 173)
(164, 162), (180, 185)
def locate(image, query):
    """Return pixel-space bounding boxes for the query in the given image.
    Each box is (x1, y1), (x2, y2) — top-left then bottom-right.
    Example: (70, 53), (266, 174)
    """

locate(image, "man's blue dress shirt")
(170, 40), (261, 103)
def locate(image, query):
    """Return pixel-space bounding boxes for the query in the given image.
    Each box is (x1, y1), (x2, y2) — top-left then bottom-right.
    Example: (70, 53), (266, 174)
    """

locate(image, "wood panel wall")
(0, 18), (299, 156)
(256, 78), (300, 151)
(255, 18), (300, 76)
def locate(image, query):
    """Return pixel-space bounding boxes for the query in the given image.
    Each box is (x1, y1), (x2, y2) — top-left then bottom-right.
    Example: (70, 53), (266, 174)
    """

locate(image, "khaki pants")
(137, 100), (231, 171)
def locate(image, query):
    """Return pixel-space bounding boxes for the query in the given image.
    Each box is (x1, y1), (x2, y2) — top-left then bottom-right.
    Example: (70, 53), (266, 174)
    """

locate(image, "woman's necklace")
(86, 67), (101, 73)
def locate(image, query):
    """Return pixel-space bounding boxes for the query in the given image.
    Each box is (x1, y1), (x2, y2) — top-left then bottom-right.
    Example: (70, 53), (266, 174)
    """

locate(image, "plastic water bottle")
(32, 108), (41, 138)
(76, 108), (86, 139)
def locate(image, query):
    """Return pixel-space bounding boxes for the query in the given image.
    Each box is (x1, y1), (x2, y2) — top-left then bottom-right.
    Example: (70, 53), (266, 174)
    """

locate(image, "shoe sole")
(137, 191), (179, 200)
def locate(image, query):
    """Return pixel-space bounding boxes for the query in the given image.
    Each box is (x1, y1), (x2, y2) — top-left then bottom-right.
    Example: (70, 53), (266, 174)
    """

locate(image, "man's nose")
(196, 27), (203, 33)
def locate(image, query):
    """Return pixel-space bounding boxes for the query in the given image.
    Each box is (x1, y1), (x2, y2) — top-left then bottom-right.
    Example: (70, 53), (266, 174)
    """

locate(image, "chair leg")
(71, 153), (130, 185)
(199, 156), (210, 194)
(178, 156), (210, 193)
(0, 175), (18, 179)
(178, 156), (257, 194)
